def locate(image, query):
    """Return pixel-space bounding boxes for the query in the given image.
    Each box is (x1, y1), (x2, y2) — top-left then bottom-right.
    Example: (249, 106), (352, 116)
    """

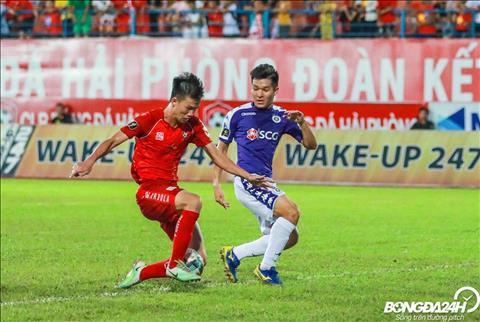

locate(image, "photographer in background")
(411, 107), (435, 130)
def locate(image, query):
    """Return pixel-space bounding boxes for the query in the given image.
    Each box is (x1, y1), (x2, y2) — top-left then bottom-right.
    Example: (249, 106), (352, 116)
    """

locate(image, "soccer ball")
(185, 248), (204, 275)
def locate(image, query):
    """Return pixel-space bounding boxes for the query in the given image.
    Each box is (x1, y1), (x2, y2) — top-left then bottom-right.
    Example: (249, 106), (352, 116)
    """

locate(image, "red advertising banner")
(1, 38), (479, 103)
(1, 97), (423, 130)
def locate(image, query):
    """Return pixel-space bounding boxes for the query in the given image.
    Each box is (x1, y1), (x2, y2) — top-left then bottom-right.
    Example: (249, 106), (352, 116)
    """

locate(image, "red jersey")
(120, 109), (212, 184)
(378, 0), (397, 24)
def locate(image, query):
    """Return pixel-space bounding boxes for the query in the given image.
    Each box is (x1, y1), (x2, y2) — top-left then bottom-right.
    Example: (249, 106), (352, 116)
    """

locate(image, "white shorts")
(233, 176), (285, 235)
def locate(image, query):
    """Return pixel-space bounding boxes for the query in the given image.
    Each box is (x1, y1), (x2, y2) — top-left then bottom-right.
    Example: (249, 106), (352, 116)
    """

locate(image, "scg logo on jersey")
(246, 128), (279, 141)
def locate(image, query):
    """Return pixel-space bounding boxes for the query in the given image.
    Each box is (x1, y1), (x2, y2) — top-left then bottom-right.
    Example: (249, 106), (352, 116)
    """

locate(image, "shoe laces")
(268, 267), (279, 279)
(175, 260), (194, 272)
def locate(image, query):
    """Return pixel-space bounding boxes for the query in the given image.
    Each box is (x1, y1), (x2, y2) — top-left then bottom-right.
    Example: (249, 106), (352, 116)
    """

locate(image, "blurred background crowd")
(1, 0), (479, 39)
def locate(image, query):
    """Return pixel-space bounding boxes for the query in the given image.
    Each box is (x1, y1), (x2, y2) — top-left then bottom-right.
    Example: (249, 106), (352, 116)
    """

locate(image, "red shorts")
(136, 180), (183, 240)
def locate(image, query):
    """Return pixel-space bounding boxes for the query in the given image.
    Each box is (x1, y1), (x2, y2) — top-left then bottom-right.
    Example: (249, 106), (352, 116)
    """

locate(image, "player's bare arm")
(212, 141), (231, 209)
(70, 130), (129, 178)
(203, 142), (270, 188)
(286, 110), (317, 150)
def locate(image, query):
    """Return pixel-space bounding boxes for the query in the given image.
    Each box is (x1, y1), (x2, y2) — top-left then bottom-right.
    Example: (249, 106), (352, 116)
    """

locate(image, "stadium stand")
(1, 0), (478, 39)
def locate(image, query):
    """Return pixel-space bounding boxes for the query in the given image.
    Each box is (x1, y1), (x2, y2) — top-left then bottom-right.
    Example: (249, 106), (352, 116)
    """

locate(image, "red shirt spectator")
(206, 1), (223, 37)
(112, 0), (150, 34)
(112, 0), (130, 33)
(42, 0), (62, 35)
(6, 0), (34, 20)
(455, 11), (472, 32)
(378, 0), (397, 24)
(132, 0), (149, 33)
(411, 0), (437, 35)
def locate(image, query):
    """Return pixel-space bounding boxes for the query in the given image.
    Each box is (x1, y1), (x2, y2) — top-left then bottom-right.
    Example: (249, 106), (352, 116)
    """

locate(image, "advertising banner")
(1, 125), (478, 187)
(429, 102), (480, 131)
(1, 97), (422, 130)
(1, 38), (479, 103)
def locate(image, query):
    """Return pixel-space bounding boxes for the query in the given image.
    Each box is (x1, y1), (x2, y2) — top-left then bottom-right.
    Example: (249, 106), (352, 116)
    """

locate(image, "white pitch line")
(1, 262), (477, 307)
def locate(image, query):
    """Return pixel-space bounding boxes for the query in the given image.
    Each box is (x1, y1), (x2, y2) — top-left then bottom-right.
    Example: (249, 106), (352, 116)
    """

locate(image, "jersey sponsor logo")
(166, 186), (177, 191)
(221, 128), (230, 138)
(241, 112), (257, 116)
(246, 128), (280, 141)
(127, 121), (138, 130)
(155, 132), (164, 141)
(246, 128), (258, 141)
(144, 191), (170, 203)
(272, 115), (282, 123)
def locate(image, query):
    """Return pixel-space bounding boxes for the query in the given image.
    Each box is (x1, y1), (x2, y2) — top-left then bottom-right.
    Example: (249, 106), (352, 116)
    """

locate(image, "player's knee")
(284, 204), (300, 224)
(183, 194), (202, 212)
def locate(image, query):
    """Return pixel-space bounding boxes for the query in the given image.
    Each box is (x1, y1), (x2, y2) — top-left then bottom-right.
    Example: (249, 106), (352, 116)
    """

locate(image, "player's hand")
(70, 161), (92, 178)
(214, 186), (230, 210)
(247, 174), (273, 189)
(285, 110), (305, 125)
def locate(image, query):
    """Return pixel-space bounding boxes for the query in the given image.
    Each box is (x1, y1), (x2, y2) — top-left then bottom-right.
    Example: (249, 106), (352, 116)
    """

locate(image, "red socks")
(168, 210), (199, 268)
(140, 259), (168, 280)
(139, 210), (200, 280)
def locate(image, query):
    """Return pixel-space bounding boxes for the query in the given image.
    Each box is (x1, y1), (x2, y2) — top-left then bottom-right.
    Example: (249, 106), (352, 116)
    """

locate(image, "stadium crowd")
(1, 0), (479, 39)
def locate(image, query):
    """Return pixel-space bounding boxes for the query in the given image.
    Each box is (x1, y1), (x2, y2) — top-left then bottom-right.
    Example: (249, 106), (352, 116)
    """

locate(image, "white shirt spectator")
(465, 0), (480, 24)
(364, 0), (378, 22)
(222, 1), (240, 36)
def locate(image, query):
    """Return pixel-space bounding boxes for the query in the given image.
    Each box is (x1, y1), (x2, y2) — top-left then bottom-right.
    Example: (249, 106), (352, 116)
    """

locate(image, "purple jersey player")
(213, 64), (317, 285)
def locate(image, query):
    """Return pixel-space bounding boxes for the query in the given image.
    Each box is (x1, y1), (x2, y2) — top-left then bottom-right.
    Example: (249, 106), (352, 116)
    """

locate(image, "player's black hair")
(170, 72), (204, 102)
(250, 64), (279, 87)
(419, 107), (429, 114)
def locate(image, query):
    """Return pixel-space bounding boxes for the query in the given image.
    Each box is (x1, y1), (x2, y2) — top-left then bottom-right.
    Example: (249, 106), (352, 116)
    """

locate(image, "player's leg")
(188, 223), (207, 266)
(119, 184), (201, 287)
(162, 189), (202, 281)
(221, 177), (295, 283)
(135, 220), (177, 283)
(255, 194), (299, 285)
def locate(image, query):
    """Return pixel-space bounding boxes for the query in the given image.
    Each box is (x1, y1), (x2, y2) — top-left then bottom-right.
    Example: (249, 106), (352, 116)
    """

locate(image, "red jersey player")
(70, 73), (268, 285)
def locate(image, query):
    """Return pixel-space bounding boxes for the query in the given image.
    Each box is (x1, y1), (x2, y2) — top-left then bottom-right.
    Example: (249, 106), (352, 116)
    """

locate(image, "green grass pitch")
(1, 179), (479, 321)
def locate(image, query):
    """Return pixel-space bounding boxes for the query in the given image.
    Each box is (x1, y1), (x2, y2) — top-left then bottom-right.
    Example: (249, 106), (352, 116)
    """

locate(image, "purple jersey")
(219, 103), (303, 178)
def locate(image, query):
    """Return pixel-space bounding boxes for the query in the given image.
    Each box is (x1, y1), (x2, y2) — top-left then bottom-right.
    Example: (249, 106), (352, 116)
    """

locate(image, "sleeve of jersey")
(218, 110), (236, 143)
(120, 112), (153, 138)
(191, 120), (212, 147)
(285, 119), (304, 143)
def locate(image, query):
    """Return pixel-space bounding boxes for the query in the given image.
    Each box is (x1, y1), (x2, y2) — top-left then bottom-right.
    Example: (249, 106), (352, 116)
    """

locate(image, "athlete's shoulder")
(226, 102), (254, 120)
(271, 104), (287, 115)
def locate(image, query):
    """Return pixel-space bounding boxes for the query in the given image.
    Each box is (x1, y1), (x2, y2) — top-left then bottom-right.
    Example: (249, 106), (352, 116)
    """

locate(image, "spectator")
(92, 0), (115, 36)
(54, 0), (73, 37)
(275, 0), (291, 38)
(237, 0), (253, 37)
(147, 0), (163, 35)
(411, 108), (435, 130)
(206, 0), (223, 37)
(453, 1), (473, 37)
(112, 0), (129, 34)
(41, 0), (62, 36)
(465, 0), (480, 35)
(133, 0), (149, 34)
(181, 0), (207, 38)
(69, 0), (91, 37)
(363, 0), (378, 37)
(222, 0), (240, 37)
(411, 0), (438, 38)
(317, 0), (337, 40)
(339, 1), (360, 37)
(377, 0), (397, 37)
(51, 103), (74, 124)
(6, 0), (36, 39)
(1, 0), (10, 36)
(248, 0), (266, 38)
(167, 0), (189, 36)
